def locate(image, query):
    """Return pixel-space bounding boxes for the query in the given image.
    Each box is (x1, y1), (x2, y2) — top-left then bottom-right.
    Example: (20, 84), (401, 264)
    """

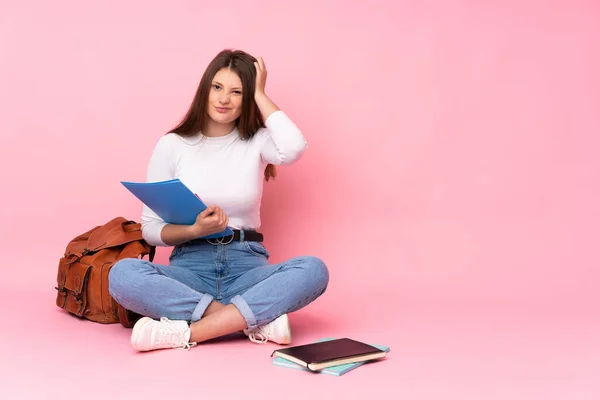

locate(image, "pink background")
(1, 1), (599, 398)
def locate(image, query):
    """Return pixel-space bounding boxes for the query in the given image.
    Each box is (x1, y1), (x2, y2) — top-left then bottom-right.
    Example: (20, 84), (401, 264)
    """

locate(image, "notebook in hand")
(272, 338), (390, 376)
(271, 338), (388, 372)
(120, 178), (233, 239)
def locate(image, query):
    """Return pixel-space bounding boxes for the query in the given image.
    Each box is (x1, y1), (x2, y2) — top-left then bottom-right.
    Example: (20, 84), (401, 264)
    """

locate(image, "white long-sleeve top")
(141, 110), (307, 246)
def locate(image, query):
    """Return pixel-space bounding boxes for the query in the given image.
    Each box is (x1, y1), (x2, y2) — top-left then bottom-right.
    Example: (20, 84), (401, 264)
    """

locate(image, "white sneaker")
(130, 317), (196, 352)
(244, 314), (292, 345)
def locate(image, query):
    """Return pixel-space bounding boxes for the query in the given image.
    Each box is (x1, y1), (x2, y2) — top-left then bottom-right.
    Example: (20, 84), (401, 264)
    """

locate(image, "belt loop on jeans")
(239, 229), (245, 241)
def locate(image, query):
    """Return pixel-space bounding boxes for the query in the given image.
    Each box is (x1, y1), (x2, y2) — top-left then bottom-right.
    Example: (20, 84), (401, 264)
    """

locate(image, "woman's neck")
(203, 118), (236, 137)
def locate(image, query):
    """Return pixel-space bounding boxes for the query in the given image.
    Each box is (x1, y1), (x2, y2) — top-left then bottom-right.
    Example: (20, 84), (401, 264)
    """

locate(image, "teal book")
(271, 338), (390, 376)
(121, 178), (234, 239)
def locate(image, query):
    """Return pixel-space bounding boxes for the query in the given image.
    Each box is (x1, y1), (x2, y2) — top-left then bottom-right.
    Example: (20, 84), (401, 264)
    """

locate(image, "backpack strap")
(148, 246), (155, 262)
(122, 221), (142, 233)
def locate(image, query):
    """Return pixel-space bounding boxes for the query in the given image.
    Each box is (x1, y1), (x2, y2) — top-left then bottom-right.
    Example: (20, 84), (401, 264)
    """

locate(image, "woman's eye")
(233, 91), (242, 95)
(212, 84), (221, 90)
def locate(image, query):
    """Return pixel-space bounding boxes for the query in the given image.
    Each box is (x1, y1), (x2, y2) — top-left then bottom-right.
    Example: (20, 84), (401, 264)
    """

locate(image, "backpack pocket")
(56, 259), (92, 317)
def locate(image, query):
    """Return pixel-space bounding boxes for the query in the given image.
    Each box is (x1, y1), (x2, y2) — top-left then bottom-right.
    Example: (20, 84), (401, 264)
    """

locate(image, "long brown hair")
(168, 49), (276, 181)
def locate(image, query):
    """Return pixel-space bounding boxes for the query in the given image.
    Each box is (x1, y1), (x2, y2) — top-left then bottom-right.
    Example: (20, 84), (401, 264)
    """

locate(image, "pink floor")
(1, 283), (598, 399)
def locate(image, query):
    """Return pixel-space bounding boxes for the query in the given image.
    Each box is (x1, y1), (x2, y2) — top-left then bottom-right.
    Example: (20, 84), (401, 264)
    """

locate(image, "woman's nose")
(219, 94), (230, 104)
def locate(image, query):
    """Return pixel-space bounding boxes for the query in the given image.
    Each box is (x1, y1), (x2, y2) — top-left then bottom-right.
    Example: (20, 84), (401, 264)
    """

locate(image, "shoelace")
(155, 317), (197, 350)
(177, 342), (197, 351)
(247, 325), (271, 344)
(248, 332), (268, 344)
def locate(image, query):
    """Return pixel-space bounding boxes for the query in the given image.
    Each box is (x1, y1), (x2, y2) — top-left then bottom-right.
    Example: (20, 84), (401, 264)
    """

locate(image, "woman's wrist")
(254, 90), (267, 100)
(189, 224), (204, 239)
(254, 91), (280, 121)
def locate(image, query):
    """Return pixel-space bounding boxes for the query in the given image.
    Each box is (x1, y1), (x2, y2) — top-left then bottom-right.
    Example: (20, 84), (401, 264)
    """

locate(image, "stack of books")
(271, 337), (390, 377)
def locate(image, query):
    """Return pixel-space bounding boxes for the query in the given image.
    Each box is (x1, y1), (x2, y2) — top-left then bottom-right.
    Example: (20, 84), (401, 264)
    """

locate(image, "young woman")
(108, 49), (329, 352)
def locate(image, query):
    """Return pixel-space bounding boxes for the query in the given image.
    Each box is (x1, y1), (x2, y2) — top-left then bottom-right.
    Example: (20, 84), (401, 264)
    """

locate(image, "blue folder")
(120, 178), (233, 239)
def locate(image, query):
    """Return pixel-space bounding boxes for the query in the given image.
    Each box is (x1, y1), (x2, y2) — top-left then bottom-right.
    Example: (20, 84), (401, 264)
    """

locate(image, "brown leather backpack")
(55, 216), (155, 328)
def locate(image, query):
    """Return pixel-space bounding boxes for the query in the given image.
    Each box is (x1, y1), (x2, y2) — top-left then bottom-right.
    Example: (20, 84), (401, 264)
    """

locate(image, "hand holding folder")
(120, 178), (234, 240)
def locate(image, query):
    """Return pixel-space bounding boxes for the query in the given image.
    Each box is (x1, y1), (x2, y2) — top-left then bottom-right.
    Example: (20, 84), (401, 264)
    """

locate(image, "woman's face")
(206, 68), (243, 125)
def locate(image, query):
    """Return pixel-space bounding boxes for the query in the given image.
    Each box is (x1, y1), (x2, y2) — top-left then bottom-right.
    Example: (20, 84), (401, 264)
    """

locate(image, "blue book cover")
(121, 178), (234, 239)
(271, 338), (390, 376)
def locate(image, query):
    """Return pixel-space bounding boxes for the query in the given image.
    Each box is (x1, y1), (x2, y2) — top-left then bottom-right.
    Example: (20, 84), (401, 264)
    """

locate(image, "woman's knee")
(298, 256), (329, 289)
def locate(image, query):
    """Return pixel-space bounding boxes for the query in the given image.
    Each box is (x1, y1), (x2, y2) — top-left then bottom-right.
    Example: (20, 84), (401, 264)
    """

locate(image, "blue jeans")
(108, 239), (329, 330)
